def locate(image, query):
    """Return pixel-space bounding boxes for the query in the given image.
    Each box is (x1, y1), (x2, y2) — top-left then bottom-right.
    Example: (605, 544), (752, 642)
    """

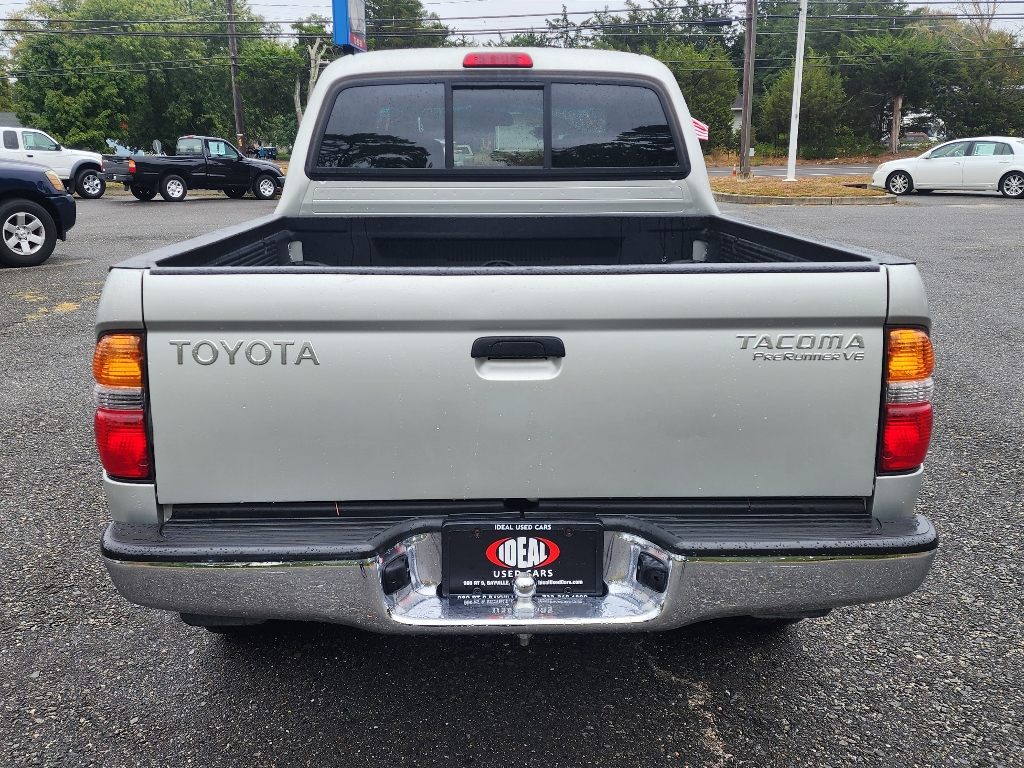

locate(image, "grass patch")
(704, 148), (923, 167)
(710, 174), (886, 198)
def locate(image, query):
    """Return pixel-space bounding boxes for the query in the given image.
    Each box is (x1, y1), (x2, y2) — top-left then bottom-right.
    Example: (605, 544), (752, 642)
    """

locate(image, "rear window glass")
(552, 84), (678, 168)
(971, 141), (1012, 156)
(311, 80), (685, 175)
(3, 130), (17, 150)
(177, 138), (203, 155)
(318, 83), (445, 169)
(453, 88), (544, 168)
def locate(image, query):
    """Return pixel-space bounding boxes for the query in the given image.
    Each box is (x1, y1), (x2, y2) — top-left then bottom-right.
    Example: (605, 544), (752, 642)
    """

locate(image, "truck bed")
(114, 213), (898, 272)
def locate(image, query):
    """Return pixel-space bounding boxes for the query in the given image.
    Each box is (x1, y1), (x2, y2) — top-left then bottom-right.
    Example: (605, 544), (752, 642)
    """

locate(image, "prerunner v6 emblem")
(737, 333), (866, 362)
(169, 340), (320, 366)
(486, 537), (560, 570)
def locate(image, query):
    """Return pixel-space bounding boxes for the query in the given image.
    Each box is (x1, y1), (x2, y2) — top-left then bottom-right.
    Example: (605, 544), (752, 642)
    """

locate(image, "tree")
(365, 0), (451, 50)
(759, 52), (850, 157)
(930, 31), (1024, 137)
(590, 0), (733, 54)
(655, 39), (739, 148)
(238, 38), (303, 146)
(840, 33), (943, 151)
(291, 16), (336, 124)
(7, 0), (300, 151)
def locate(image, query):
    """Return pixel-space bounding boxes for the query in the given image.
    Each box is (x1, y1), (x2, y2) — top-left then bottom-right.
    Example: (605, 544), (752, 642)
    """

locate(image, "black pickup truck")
(116, 136), (285, 202)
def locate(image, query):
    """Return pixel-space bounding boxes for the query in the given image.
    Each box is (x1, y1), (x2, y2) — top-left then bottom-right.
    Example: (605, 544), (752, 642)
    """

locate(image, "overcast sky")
(251, 0), (645, 39)
(1, 0), (1021, 40)
(248, 0), (1024, 40)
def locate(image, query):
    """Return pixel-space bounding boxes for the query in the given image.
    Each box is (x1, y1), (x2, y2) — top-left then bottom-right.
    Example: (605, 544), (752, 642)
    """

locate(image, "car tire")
(999, 171), (1024, 199)
(252, 174), (279, 200)
(129, 185), (157, 201)
(75, 168), (106, 199)
(160, 174), (188, 202)
(0, 199), (57, 267)
(885, 171), (913, 195)
(224, 187), (247, 199)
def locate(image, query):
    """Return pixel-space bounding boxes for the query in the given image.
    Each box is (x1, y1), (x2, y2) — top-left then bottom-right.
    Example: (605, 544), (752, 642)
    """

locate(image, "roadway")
(1, 192), (1020, 767)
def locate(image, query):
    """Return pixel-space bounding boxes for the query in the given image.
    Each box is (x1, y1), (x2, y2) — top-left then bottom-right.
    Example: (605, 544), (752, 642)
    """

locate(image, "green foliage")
(759, 52), (852, 157)
(924, 27), (1024, 138)
(654, 39), (739, 149)
(5, 0), (1024, 158)
(8, 0), (300, 151)
(589, 0), (732, 54)
(366, 0), (451, 50)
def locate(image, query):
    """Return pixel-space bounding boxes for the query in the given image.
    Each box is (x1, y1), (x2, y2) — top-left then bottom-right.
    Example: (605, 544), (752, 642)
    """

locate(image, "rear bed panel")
(143, 271), (886, 504)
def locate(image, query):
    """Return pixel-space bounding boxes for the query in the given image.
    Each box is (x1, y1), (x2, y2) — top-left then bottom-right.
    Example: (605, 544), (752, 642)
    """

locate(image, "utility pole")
(226, 0), (245, 148)
(785, 0), (809, 181)
(738, 0), (758, 179)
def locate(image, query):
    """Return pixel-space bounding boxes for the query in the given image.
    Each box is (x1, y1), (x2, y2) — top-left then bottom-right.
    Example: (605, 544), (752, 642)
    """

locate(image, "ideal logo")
(486, 537), (560, 570)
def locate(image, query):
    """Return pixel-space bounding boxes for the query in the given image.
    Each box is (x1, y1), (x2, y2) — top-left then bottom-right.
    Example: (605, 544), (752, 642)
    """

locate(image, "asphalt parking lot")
(1, 192), (1021, 767)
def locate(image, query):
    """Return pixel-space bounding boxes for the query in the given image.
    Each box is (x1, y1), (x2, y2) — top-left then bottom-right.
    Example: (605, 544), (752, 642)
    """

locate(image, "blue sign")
(333, 0), (367, 52)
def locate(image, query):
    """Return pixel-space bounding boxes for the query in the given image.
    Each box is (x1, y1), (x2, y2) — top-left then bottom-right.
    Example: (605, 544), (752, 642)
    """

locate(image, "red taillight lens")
(127, 159), (136, 173)
(880, 403), (933, 472)
(463, 52), (533, 68)
(95, 409), (151, 480)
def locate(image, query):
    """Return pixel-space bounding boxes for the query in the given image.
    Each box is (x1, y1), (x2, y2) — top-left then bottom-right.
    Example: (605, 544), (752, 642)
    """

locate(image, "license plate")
(442, 520), (603, 596)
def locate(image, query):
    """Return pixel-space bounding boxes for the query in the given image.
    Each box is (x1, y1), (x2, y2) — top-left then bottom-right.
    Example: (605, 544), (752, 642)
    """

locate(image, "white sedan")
(873, 136), (1024, 198)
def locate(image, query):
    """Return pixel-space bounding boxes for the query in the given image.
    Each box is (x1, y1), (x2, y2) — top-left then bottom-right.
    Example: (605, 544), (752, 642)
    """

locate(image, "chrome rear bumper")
(103, 524), (936, 635)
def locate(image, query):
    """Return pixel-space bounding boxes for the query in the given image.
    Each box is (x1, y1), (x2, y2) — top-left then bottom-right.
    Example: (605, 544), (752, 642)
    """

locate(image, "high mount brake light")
(93, 332), (151, 481)
(879, 327), (934, 473)
(463, 52), (533, 68)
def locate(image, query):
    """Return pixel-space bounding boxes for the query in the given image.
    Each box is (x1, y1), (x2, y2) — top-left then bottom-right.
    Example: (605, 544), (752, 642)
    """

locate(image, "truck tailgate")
(143, 271), (886, 504)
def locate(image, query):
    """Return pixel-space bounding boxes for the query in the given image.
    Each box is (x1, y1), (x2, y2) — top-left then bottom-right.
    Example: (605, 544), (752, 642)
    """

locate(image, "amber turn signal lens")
(93, 333), (144, 387)
(887, 328), (934, 382)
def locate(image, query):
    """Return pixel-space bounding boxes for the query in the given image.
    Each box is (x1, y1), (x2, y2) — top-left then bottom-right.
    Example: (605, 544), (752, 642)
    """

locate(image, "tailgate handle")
(471, 336), (565, 359)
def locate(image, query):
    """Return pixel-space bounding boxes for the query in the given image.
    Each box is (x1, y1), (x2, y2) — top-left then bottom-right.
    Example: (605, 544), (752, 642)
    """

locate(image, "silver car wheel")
(887, 172), (910, 195)
(165, 179), (185, 199)
(3, 212), (45, 256)
(1002, 173), (1024, 198)
(258, 177), (277, 198)
(82, 173), (102, 196)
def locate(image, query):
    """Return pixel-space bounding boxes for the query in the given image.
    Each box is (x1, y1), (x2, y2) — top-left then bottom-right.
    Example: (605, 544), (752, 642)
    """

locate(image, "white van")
(0, 127), (106, 198)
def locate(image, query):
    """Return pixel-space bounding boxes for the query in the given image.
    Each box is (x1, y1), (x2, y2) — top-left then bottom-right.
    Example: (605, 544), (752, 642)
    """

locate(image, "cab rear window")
(552, 84), (678, 168)
(177, 138), (203, 155)
(312, 79), (685, 177)
(317, 83), (445, 169)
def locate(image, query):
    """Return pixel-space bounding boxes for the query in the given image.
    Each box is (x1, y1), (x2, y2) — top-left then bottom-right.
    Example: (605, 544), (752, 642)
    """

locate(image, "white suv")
(0, 127), (106, 198)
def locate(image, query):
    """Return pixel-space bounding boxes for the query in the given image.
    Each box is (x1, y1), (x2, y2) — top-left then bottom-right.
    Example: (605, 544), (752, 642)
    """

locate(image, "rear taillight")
(879, 328), (934, 472)
(463, 52), (533, 68)
(93, 332), (150, 481)
(127, 159), (136, 173)
(95, 409), (150, 479)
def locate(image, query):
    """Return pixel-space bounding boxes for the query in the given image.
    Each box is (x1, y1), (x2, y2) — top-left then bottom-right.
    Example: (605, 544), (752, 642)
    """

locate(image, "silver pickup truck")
(93, 48), (937, 639)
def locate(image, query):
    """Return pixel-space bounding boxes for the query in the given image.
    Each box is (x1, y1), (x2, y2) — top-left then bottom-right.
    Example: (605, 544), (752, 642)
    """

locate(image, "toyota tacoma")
(93, 49), (937, 639)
